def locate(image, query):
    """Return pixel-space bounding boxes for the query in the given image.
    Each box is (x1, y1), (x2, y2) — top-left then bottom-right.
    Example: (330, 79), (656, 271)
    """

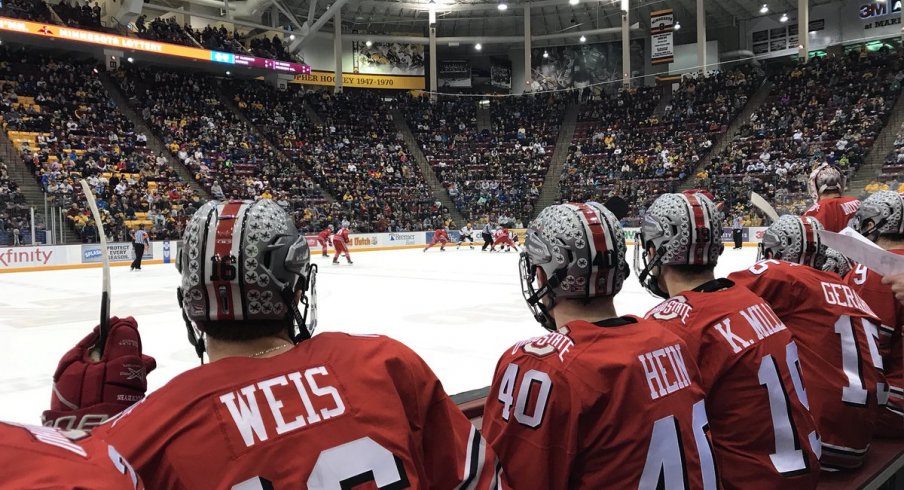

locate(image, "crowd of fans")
(113, 68), (338, 232)
(236, 83), (451, 232)
(404, 94), (565, 224)
(0, 0), (53, 23)
(560, 68), (760, 222)
(874, 121), (904, 193)
(0, 48), (196, 242)
(696, 48), (902, 214)
(0, 159), (31, 245)
(134, 15), (296, 62)
(53, 0), (103, 30)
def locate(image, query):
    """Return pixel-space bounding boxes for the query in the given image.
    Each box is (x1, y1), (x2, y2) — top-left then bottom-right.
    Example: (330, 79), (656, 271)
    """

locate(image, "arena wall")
(0, 228), (767, 273)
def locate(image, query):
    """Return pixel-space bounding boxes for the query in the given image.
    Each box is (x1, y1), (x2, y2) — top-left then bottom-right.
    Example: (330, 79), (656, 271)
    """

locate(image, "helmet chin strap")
(177, 288), (207, 363)
(638, 247), (670, 299)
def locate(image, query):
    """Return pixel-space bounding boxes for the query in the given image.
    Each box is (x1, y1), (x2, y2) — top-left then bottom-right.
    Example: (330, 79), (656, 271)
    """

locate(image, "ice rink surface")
(0, 245), (758, 424)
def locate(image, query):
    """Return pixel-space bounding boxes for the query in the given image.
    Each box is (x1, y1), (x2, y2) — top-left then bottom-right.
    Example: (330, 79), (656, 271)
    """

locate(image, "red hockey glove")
(42, 316), (156, 431)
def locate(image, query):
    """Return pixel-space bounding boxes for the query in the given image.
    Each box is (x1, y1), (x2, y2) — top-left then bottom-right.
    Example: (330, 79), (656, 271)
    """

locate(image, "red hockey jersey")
(434, 229), (449, 241)
(317, 227), (331, 240)
(332, 228), (350, 246)
(803, 196), (861, 232)
(94, 333), (498, 489)
(482, 316), (718, 489)
(645, 279), (821, 489)
(1, 422), (142, 489)
(846, 251), (904, 438)
(730, 260), (886, 469)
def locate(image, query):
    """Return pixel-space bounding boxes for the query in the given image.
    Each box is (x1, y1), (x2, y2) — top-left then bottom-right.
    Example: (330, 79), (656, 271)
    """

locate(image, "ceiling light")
(127, 57), (134, 63)
(569, 0), (579, 4)
(760, 4), (769, 13)
(226, 71), (231, 76)
(542, 50), (549, 58)
(780, 13), (788, 22)
(498, 3), (508, 10)
(579, 35), (586, 42)
(289, 34), (296, 40)
(475, 43), (482, 51)
(674, 22), (681, 30)
(365, 40), (373, 47)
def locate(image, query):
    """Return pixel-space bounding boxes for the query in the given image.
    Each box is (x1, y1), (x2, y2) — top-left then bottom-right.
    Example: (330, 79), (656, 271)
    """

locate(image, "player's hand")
(882, 274), (904, 305)
(42, 316), (156, 431)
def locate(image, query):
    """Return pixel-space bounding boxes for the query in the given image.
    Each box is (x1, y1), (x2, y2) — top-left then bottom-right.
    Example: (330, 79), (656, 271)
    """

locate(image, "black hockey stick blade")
(604, 196), (630, 220)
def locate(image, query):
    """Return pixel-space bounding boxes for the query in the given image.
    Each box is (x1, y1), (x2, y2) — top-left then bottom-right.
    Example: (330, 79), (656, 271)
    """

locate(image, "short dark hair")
(668, 263), (717, 275)
(200, 317), (291, 341)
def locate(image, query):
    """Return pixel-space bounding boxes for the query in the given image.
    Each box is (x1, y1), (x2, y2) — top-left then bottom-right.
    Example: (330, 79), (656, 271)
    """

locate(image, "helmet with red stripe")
(852, 190), (904, 242)
(757, 215), (827, 269)
(635, 192), (724, 298)
(520, 202), (629, 331)
(176, 200), (317, 359)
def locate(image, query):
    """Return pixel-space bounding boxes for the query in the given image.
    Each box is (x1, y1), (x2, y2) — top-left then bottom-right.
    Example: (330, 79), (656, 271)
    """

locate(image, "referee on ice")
(131, 224), (150, 271)
(731, 214), (744, 250)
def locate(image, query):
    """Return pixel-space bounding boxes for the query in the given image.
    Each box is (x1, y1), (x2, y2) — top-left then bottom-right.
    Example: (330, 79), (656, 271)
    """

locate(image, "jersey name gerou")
(645, 279), (821, 489)
(94, 333), (498, 489)
(482, 316), (718, 489)
(846, 250), (904, 437)
(803, 196), (860, 232)
(730, 260), (886, 470)
(0, 421), (142, 489)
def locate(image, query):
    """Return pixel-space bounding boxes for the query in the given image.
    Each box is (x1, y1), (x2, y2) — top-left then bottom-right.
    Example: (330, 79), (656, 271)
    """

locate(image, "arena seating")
(53, 0), (103, 30)
(133, 15), (297, 63)
(0, 159), (33, 245)
(0, 0), (54, 23)
(0, 48), (196, 242)
(699, 49), (902, 212)
(114, 69), (348, 232)
(876, 121), (904, 191)
(561, 68), (759, 223)
(403, 93), (565, 225)
(234, 82), (451, 232)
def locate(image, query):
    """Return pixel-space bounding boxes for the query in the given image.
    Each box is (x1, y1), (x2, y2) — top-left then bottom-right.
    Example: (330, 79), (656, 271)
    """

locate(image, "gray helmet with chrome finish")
(521, 202), (628, 331)
(176, 200), (317, 358)
(852, 190), (904, 242)
(635, 192), (724, 298)
(758, 215), (826, 268)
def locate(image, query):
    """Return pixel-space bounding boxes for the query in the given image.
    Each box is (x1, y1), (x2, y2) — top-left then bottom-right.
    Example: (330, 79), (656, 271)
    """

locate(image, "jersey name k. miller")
(646, 279), (821, 490)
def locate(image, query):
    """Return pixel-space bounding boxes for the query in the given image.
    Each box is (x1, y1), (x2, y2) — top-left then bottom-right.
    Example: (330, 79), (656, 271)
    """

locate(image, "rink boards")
(0, 227), (767, 273)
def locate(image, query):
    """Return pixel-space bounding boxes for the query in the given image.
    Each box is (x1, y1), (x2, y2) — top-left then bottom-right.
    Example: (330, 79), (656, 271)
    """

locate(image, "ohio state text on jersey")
(483, 316), (718, 489)
(646, 279), (821, 489)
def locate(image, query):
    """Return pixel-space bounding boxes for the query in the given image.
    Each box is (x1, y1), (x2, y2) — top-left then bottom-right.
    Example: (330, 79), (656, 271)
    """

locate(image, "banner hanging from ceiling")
(352, 42), (425, 76)
(438, 60), (472, 88)
(530, 40), (644, 91)
(650, 9), (675, 65)
(490, 57), (512, 89)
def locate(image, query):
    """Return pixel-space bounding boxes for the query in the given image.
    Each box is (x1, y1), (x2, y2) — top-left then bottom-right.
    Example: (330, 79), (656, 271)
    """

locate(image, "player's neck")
(206, 334), (295, 362)
(877, 237), (904, 251)
(819, 192), (842, 200)
(662, 268), (716, 297)
(551, 297), (618, 326)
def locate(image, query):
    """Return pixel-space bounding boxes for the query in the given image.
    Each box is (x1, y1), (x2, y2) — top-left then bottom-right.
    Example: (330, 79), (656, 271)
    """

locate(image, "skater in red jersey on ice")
(332, 221), (352, 264)
(316, 225), (333, 257)
(424, 227), (450, 252)
(492, 226), (518, 252)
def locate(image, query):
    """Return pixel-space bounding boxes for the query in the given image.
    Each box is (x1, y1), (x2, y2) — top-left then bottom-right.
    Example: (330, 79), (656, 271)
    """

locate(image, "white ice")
(0, 245), (758, 424)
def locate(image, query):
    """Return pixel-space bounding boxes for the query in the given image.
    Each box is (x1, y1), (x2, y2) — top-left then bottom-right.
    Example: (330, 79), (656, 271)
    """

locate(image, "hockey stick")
(79, 180), (111, 356)
(750, 192), (780, 223)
